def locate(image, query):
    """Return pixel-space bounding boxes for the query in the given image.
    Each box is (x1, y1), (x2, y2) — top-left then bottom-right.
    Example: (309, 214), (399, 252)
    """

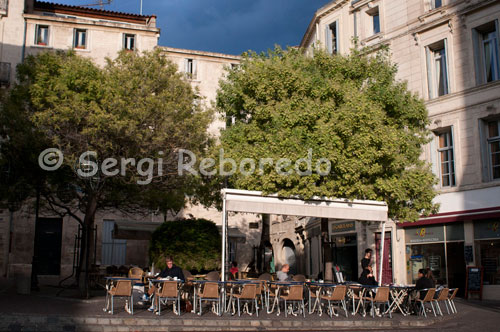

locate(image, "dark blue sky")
(54, 0), (331, 55)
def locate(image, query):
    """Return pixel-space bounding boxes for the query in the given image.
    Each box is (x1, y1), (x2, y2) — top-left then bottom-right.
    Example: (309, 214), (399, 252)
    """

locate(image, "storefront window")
(474, 219), (500, 285)
(479, 240), (500, 285)
(406, 243), (446, 284)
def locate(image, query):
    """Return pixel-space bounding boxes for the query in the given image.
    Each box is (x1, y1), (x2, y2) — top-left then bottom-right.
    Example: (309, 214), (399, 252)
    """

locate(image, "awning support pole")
(221, 192), (227, 282)
(378, 220), (386, 286)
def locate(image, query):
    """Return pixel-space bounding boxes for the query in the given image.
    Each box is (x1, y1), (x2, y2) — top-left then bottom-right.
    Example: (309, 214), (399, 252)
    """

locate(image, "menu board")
(465, 266), (483, 300)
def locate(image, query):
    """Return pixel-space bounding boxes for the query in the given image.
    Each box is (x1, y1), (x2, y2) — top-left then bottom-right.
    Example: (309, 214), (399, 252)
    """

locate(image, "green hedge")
(149, 218), (221, 271)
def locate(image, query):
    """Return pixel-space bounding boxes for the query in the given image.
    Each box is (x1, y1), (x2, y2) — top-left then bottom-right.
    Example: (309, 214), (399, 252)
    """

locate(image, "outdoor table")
(357, 284), (380, 317)
(306, 281), (339, 316)
(149, 278), (184, 315)
(103, 277), (140, 314)
(384, 285), (414, 316)
(266, 281), (305, 316)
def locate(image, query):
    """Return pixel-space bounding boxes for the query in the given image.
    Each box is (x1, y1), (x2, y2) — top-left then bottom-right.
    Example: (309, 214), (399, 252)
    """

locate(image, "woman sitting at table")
(229, 261), (239, 280)
(358, 265), (377, 286)
(277, 264), (292, 281)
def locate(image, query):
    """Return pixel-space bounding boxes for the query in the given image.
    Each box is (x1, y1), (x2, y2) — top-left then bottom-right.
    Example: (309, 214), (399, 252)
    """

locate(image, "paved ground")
(0, 278), (499, 331)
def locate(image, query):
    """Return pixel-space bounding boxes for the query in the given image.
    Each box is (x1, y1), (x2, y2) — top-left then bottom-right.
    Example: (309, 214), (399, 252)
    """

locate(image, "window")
(437, 129), (456, 187)
(35, 25), (49, 46)
(101, 220), (126, 265)
(325, 21), (339, 54)
(73, 29), (87, 49)
(431, 0), (442, 9)
(123, 33), (135, 50)
(473, 21), (500, 84)
(368, 7), (380, 35)
(426, 40), (449, 98)
(184, 58), (197, 79)
(487, 120), (500, 180)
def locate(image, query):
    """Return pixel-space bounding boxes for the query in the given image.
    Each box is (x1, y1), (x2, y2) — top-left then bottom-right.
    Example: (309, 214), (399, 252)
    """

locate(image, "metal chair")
(280, 284), (306, 317)
(321, 285), (348, 318)
(362, 287), (392, 318)
(432, 288), (450, 315)
(155, 281), (181, 316)
(347, 285), (366, 316)
(197, 282), (221, 316)
(205, 271), (220, 281)
(415, 288), (437, 317)
(232, 283), (259, 316)
(293, 274), (306, 282)
(106, 280), (134, 315)
(447, 288), (458, 314)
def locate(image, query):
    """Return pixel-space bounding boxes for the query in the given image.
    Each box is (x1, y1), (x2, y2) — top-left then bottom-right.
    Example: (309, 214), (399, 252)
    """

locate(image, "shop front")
(329, 220), (358, 282)
(474, 219), (500, 287)
(404, 222), (466, 295)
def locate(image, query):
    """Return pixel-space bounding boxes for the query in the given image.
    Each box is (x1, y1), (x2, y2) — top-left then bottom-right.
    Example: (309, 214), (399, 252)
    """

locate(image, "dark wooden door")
(33, 218), (63, 275)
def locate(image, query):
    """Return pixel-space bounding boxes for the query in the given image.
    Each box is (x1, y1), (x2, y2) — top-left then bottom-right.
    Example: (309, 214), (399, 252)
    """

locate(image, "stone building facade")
(297, 0), (500, 299)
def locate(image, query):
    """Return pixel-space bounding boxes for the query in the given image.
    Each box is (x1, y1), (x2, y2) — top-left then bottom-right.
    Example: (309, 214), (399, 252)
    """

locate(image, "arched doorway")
(282, 239), (296, 274)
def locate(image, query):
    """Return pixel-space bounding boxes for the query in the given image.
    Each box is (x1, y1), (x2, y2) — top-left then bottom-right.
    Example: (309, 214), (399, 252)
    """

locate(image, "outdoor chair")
(321, 285), (348, 318)
(205, 271), (220, 281)
(415, 288), (437, 318)
(197, 282), (221, 316)
(280, 284), (306, 317)
(232, 283), (259, 316)
(432, 288), (450, 315)
(308, 284), (320, 314)
(258, 273), (272, 281)
(155, 281), (181, 316)
(128, 267), (144, 279)
(362, 287), (392, 318)
(183, 269), (194, 282)
(447, 288), (458, 314)
(293, 274), (306, 282)
(106, 280), (134, 315)
(348, 285), (366, 317)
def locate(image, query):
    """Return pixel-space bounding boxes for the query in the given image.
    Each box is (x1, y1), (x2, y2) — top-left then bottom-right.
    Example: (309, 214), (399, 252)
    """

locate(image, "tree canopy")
(0, 49), (214, 296)
(216, 47), (438, 221)
(149, 218), (221, 272)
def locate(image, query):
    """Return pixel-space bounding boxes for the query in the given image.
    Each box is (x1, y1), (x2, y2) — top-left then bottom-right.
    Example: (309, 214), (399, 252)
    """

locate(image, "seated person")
(415, 268), (434, 300)
(358, 265), (377, 286)
(229, 261), (239, 280)
(143, 256), (185, 310)
(276, 264), (292, 281)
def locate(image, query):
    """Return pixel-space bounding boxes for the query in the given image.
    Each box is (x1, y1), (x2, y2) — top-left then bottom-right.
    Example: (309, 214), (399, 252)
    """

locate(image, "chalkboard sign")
(465, 266), (483, 300)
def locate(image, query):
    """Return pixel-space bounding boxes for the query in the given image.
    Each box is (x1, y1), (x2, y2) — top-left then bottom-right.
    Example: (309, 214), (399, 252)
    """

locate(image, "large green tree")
(0, 50), (213, 296)
(217, 47), (438, 222)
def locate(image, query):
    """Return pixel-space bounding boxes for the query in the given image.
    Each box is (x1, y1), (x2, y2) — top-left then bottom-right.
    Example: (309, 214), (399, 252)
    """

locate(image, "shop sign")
(474, 220), (500, 239)
(330, 221), (355, 233)
(405, 225), (444, 243)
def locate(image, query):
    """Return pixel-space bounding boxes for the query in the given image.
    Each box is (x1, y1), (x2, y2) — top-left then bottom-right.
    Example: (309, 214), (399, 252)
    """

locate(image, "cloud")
(51, 0), (331, 54)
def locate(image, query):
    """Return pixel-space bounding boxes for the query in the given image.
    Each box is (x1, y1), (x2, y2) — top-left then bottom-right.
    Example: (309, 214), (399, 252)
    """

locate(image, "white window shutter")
(193, 59), (197, 79)
(495, 19), (500, 79)
(335, 21), (339, 53)
(426, 46), (434, 99)
(443, 38), (450, 94)
(471, 28), (482, 85)
(325, 25), (332, 54)
(430, 135), (438, 178)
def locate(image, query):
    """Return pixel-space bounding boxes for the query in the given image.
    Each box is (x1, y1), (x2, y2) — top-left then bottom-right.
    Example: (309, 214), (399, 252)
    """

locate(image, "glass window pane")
(488, 121), (499, 138)
(407, 243), (446, 284)
(373, 13), (380, 34)
(478, 239), (500, 285)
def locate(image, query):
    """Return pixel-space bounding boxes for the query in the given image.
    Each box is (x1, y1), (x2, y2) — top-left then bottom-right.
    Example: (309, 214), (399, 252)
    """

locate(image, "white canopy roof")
(221, 189), (388, 283)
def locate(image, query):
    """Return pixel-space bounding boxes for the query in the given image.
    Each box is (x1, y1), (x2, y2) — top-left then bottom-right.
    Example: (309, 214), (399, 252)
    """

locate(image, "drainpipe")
(21, 19), (27, 62)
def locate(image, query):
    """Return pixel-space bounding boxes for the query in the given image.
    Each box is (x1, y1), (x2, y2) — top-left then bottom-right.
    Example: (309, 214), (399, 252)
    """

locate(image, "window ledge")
(425, 79), (500, 105)
(32, 45), (53, 49)
(362, 32), (383, 44)
(418, 6), (447, 22)
(73, 47), (91, 53)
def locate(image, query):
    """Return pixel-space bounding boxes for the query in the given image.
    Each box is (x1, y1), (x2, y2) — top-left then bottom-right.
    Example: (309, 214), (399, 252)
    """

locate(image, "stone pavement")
(0, 279), (498, 331)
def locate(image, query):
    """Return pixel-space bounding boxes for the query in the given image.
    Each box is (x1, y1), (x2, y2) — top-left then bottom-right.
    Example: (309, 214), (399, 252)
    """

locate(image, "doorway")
(282, 239), (297, 274)
(375, 231), (393, 284)
(331, 234), (358, 281)
(446, 241), (465, 297)
(33, 218), (63, 275)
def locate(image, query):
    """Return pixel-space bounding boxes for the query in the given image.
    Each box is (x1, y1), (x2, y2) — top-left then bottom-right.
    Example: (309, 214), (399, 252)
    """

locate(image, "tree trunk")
(78, 194), (97, 299)
(321, 218), (333, 281)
